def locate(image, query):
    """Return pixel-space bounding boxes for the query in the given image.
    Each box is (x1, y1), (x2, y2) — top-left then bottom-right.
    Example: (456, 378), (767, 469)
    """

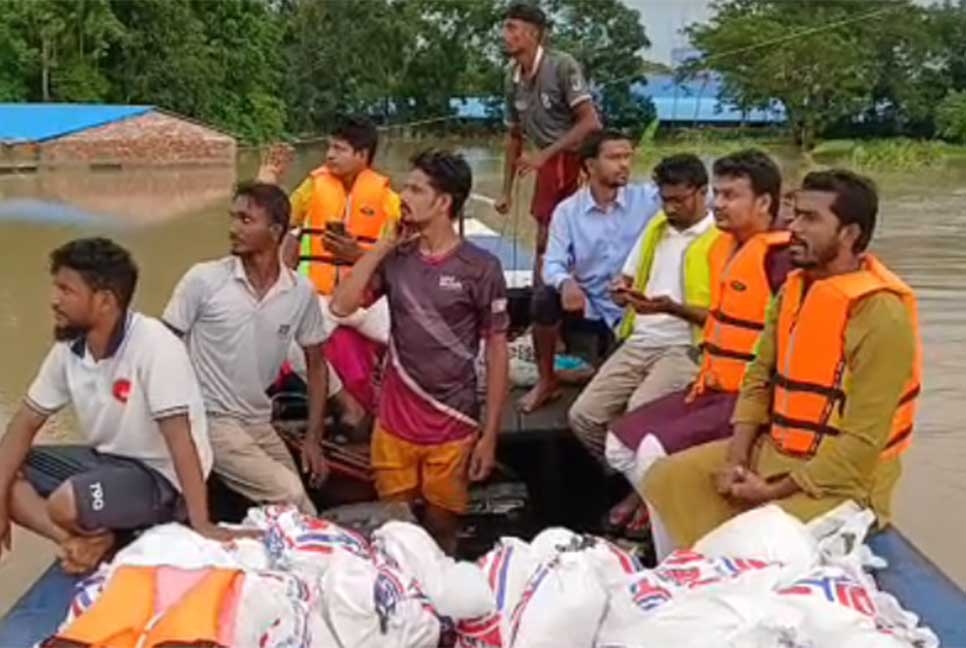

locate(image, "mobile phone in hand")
(325, 221), (347, 236)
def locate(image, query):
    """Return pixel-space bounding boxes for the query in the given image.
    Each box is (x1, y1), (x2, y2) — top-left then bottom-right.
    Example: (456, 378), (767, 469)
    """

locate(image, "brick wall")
(38, 111), (236, 167)
(0, 142), (40, 170)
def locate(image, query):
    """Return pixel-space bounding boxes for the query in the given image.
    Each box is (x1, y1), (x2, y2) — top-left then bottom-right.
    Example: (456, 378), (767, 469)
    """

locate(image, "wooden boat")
(2, 389), (964, 647)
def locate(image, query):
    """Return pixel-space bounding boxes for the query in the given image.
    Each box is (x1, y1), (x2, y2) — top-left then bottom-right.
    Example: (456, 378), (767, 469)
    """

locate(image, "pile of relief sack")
(46, 503), (939, 648)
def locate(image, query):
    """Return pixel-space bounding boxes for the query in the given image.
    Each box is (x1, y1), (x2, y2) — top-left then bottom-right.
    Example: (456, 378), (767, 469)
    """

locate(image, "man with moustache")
(496, 3), (601, 294)
(642, 169), (920, 551)
(519, 130), (662, 412)
(0, 238), (237, 575)
(606, 150), (792, 557)
(569, 153), (717, 464)
(331, 150), (510, 554)
(163, 182), (329, 514)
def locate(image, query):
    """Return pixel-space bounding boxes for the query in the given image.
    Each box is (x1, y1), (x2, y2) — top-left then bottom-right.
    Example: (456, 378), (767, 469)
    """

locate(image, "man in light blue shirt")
(518, 130), (662, 412)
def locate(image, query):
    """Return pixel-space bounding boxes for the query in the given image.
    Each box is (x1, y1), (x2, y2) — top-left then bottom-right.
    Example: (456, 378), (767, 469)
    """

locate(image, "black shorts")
(530, 284), (616, 363)
(24, 445), (185, 533)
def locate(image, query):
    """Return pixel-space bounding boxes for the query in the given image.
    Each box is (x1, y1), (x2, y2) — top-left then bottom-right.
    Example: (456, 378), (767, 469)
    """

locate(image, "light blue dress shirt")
(542, 183), (662, 328)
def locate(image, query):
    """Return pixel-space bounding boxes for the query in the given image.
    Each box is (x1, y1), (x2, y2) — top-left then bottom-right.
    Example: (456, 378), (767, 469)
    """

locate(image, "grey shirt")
(163, 256), (327, 424)
(504, 47), (593, 149)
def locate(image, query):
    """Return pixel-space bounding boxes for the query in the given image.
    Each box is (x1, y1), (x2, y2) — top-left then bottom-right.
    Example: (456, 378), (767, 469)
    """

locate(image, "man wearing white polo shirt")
(163, 182), (329, 515)
(0, 238), (228, 575)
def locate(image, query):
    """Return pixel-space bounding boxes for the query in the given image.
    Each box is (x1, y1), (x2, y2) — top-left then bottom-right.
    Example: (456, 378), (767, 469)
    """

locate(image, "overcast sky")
(624, 0), (711, 65)
(624, 0), (937, 65)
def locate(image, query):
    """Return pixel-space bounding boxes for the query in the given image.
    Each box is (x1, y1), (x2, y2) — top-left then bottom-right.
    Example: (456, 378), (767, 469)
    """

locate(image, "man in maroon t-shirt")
(331, 150), (510, 553)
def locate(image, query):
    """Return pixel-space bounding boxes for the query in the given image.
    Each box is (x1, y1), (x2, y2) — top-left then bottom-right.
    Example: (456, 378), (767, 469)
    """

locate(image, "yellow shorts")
(371, 422), (474, 514)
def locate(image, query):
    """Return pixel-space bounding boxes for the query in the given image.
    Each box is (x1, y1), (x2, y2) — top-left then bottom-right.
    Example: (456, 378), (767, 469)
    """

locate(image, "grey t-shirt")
(504, 47), (593, 149)
(163, 257), (328, 424)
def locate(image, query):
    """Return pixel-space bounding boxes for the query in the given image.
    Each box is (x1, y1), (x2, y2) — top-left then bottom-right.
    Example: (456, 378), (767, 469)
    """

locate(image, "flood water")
(0, 139), (964, 613)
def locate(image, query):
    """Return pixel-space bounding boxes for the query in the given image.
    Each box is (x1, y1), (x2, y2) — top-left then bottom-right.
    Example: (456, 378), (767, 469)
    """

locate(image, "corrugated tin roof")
(0, 104), (153, 144)
(451, 73), (785, 125)
(633, 75), (785, 124)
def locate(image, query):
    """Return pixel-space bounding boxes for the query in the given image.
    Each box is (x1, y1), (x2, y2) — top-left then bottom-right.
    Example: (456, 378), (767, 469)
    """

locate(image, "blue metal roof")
(450, 73), (785, 125)
(633, 74), (785, 124)
(0, 104), (153, 144)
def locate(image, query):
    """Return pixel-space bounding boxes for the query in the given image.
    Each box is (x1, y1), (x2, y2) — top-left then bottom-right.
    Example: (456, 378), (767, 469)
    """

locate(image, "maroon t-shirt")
(371, 241), (509, 443)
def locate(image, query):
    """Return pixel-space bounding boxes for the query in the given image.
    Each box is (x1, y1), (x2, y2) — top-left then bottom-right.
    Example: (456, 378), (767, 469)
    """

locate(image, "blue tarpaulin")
(0, 104), (153, 144)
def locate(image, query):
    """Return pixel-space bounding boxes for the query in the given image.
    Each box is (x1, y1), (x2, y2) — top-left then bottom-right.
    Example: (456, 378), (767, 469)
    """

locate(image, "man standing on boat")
(330, 150), (510, 554)
(521, 130), (662, 413)
(163, 182), (329, 515)
(642, 170), (921, 550)
(496, 2), (602, 410)
(260, 115), (400, 427)
(0, 238), (236, 574)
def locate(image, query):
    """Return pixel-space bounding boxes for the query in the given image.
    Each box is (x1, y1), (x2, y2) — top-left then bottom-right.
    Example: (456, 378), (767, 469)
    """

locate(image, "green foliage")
(283, 0), (505, 135)
(813, 138), (947, 170)
(0, 10), (31, 101)
(1, 0), (966, 151)
(936, 91), (966, 143)
(638, 118), (659, 148)
(687, 0), (922, 150)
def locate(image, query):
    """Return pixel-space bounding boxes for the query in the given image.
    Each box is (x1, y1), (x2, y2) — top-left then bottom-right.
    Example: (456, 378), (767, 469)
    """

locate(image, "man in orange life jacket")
(641, 169), (920, 550)
(262, 116), (401, 426)
(604, 150), (791, 551)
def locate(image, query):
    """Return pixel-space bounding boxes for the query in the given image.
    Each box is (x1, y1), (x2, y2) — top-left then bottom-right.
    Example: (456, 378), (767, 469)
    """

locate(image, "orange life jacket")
(770, 254), (922, 460)
(300, 166), (392, 295)
(693, 230), (791, 394)
(48, 565), (244, 648)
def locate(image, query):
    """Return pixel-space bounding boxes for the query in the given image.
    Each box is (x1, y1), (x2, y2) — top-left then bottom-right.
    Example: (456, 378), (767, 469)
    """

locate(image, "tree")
(687, 0), (916, 149)
(283, 0), (504, 135)
(104, 0), (286, 142)
(936, 90), (966, 142)
(189, 0), (286, 142)
(0, 8), (32, 101)
(11, 0), (126, 102)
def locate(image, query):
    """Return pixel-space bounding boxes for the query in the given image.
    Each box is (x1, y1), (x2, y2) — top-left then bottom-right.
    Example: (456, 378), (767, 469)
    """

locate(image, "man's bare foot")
(59, 532), (115, 574)
(518, 378), (561, 413)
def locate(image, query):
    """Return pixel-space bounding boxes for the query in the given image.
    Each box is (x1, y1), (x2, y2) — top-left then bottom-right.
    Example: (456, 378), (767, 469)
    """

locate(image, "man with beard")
(642, 170), (921, 550)
(497, 2), (601, 216)
(163, 182), (329, 514)
(566, 154), (717, 534)
(605, 149), (791, 557)
(496, 3), (601, 290)
(330, 150), (510, 554)
(0, 238), (237, 575)
(519, 130), (662, 412)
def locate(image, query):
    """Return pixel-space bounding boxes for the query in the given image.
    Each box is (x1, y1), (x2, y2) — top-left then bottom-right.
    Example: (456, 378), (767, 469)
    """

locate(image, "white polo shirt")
(162, 256), (328, 424)
(622, 213), (715, 349)
(25, 312), (212, 490)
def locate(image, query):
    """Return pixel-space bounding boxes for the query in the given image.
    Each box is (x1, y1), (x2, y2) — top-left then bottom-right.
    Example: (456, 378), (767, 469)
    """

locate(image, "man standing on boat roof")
(497, 2), (602, 411)
(330, 150), (510, 555)
(0, 238), (244, 575)
(260, 115), (400, 429)
(642, 170), (922, 551)
(163, 183), (330, 515)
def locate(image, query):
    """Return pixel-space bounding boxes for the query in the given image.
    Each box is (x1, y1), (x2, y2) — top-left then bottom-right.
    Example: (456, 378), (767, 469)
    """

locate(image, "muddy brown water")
(1, 140), (963, 614)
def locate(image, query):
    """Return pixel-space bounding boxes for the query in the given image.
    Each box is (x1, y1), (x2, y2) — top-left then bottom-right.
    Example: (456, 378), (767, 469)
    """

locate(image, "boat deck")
(3, 391), (965, 647)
